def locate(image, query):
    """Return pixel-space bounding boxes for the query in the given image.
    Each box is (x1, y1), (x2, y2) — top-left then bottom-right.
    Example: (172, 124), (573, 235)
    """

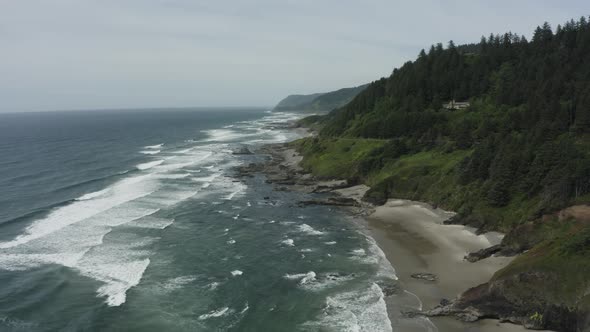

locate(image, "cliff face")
(456, 272), (589, 331)
(273, 84), (367, 112)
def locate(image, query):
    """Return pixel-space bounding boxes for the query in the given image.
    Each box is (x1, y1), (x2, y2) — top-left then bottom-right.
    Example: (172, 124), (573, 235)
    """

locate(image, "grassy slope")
(293, 136), (538, 232)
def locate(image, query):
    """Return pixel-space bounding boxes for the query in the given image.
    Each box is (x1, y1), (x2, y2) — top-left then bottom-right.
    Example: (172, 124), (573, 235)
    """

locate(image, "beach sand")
(365, 199), (542, 332)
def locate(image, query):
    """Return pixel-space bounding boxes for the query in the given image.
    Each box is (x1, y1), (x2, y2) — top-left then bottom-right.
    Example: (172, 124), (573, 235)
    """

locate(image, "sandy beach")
(366, 199), (547, 332)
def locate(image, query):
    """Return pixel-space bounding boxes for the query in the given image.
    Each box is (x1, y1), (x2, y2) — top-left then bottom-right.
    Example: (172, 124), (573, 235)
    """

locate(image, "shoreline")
(242, 137), (551, 332)
(366, 199), (537, 332)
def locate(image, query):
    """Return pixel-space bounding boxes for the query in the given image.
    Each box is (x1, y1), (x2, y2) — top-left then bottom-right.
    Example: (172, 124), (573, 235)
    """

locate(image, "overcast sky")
(1, 1), (588, 112)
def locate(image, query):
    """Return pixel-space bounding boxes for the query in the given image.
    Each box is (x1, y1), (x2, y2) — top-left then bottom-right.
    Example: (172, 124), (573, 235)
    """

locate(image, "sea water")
(0, 108), (414, 331)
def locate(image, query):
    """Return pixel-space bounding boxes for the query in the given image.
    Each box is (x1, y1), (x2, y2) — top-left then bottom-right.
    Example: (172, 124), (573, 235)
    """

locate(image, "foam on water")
(303, 283), (392, 332)
(0, 139), (231, 307)
(91, 258), (151, 306)
(281, 239), (294, 246)
(140, 150), (161, 155)
(162, 275), (197, 291)
(144, 143), (163, 149)
(203, 129), (252, 142)
(136, 160), (164, 170)
(0, 174), (157, 249)
(230, 270), (243, 277)
(76, 188), (110, 201)
(297, 224), (324, 236)
(198, 307), (231, 320)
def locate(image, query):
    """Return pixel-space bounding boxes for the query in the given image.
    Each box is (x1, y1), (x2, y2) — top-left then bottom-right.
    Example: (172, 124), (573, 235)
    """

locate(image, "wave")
(136, 160), (164, 170)
(281, 239), (294, 246)
(92, 258), (151, 306)
(162, 275), (197, 291)
(231, 270), (243, 277)
(198, 307), (231, 320)
(284, 271), (316, 285)
(203, 129), (250, 142)
(140, 150), (161, 155)
(302, 283), (392, 332)
(144, 143), (163, 149)
(297, 224), (324, 236)
(0, 174), (157, 249)
(76, 188), (110, 201)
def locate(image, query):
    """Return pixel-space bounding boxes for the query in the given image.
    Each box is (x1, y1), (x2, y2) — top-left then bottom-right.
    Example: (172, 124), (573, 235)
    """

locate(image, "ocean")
(0, 108), (409, 331)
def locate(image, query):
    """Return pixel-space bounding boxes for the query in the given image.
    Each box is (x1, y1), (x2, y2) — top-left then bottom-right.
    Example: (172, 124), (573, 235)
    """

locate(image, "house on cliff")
(443, 100), (470, 110)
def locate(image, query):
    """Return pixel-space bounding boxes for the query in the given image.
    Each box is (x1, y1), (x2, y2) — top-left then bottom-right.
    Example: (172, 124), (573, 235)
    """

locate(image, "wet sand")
(365, 199), (546, 332)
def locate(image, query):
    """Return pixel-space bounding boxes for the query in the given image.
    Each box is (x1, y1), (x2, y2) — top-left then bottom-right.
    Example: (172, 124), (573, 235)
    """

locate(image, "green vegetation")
(295, 17), (590, 326)
(273, 84), (368, 112)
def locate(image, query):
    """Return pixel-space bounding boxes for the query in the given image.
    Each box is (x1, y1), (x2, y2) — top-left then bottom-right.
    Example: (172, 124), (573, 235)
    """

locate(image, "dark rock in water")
(263, 196), (270, 200)
(440, 298), (451, 306)
(232, 146), (253, 155)
(465, 244), (502, 262)
(411, 273), (438, 282)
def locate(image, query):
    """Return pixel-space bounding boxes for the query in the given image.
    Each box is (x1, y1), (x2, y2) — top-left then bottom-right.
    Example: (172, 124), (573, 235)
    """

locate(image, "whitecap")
(302, 283), (392, 332)
(76, 188), (110, 201)
(324, 241), (337, 245)
(144, 143), (163, 149)
(231, 270), (243, 277)
(198, 307), (231, 320)
(92, 258), (151, 306)
(136, 160), (164, 170)
(298, 224), (324, 236)
(140, 150), (161, 155)
(0, 174), (157, 249)
(281, 239), (294, 246)
(162, 275), (197, 291)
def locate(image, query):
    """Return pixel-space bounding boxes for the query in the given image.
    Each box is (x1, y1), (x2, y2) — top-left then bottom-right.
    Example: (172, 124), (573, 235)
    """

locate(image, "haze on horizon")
(1, 0), (588, 113)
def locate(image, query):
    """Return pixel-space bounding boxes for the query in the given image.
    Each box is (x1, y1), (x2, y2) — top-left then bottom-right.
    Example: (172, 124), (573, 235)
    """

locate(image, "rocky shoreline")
(233, 140), (551, 332)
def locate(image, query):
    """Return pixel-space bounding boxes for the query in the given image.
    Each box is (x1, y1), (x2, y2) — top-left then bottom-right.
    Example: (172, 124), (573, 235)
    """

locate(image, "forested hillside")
(295, 17), (590, 331)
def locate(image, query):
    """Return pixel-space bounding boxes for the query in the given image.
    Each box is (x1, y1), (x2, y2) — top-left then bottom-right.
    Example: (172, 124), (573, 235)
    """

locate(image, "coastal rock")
(464, 244), (502, 262)
(423, 302), (484, 323)
(297, 197), (359, 207)
(410, 273), (438, 282)
(453, 273), (588, 331)
(232, 145), (253, 155)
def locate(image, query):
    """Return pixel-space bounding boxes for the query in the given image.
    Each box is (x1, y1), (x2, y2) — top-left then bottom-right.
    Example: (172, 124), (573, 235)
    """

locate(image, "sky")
(0, 0), (588, 112)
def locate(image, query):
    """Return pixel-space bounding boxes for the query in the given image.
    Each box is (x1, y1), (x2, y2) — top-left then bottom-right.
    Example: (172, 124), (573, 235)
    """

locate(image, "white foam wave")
(140, 150), (161, 155)
(198, 307), (231, 320)
(162, 275), (197, 291)
(92, 258), (151, 306)
(0, 174), (157, 249)
(281, 239), (294, 246)
(176, 148), (193, 154)
(144, 143), (163, 149)
(204, 129), (252, 142)
(303, 283), (392, 332)
(231, 270), (243, 277)
(136, 160), (164, 170)
(284, 271), (316, 284)
(240, 302), (249, 314)
(206, 281), (220, 290)
(298, 224), (324, 236)
(76, 188), (110, 201)
(325, 241), (337, 245)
